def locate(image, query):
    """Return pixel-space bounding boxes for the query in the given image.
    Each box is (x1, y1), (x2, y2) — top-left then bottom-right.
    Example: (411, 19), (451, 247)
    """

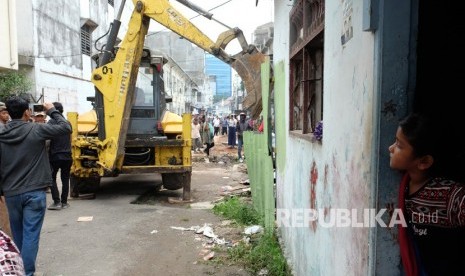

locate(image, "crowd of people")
(191, 113), (256, 162)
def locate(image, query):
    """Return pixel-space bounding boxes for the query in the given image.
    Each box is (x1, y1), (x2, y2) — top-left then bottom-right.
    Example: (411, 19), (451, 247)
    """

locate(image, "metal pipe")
(95, 0), (126, 140)
(7, 0), (17, 67)
(175, 0), (232, 29)
(116, 0), (126, 20)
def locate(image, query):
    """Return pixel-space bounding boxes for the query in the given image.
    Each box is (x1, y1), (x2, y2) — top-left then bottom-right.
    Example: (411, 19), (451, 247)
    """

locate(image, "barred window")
(81, 25), (91, 56)
(289, 0), (325, 138)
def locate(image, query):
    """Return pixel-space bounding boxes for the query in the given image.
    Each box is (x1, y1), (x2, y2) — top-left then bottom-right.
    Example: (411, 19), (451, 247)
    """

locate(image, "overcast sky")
(149, 0), (274, 54)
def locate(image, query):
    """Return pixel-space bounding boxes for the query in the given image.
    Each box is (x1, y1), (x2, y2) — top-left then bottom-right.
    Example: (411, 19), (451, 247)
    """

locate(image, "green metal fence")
(243, 58), (275, 230)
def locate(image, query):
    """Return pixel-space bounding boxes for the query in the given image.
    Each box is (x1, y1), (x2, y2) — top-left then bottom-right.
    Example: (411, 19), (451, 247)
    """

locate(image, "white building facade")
(163, 56), (198, 116)
(0, 0), (18, 71)
(13, 0), (117, 113)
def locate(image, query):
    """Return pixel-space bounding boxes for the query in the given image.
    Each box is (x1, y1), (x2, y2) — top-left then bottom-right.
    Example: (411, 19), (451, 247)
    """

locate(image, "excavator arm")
(90, 1), (150, 173)
(144, 0), (265, 118)
(90, 0), (264, 173)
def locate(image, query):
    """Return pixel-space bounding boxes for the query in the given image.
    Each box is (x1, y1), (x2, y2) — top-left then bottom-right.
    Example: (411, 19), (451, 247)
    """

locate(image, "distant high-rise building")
(205, 53), (231, 98)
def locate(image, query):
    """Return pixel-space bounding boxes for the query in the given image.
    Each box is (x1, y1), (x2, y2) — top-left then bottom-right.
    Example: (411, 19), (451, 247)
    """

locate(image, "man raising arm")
(0, 96), (72, 276)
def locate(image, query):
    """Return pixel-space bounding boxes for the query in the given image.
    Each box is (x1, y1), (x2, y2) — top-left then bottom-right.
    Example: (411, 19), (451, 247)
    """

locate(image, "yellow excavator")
(68, 0), (265, 201)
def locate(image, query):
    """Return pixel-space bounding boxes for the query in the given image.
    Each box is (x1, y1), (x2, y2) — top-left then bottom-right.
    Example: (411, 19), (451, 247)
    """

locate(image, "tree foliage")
(0, 71), (32, 102)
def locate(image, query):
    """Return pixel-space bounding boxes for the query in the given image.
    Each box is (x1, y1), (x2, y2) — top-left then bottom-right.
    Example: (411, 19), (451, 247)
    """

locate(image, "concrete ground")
(35, 134), (251, 276)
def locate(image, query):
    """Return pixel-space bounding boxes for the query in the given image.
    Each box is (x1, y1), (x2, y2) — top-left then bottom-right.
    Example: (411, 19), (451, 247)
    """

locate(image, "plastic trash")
(244, 225), (263, 235)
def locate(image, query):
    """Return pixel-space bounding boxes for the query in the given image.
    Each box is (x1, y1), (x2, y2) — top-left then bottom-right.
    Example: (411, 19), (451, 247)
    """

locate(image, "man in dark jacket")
(47, 102), (73, 210)
(0, 96), (72, 276)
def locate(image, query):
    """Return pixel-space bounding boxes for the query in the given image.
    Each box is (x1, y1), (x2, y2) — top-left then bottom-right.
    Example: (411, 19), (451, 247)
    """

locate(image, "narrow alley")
(35, 134), (253, 275)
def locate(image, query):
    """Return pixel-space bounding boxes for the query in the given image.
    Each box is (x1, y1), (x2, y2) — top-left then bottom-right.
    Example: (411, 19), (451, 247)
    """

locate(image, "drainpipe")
(7, 0), (18, 68)
(366, 0), (379, 275)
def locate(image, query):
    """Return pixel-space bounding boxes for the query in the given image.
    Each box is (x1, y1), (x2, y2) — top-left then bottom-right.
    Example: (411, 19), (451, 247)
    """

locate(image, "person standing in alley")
(191, 117), (202, 152)
(47, 102), (73, 210)
(200, 115), (215, 157)
(213, 116), (220, 136)
(0, 96), (72, 276)
(0, 102), (10, 131)
(221, 116), (228, 136)
(227, 115), (237, 148)
(236, 112), (251, 162)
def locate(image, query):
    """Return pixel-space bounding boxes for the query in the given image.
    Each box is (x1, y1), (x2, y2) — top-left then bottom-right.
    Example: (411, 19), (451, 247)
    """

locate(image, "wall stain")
(323, 205), (331, 220)
(332, 153), (341, 199)
(310, 161), (318, 231)
(382, 99), (398, 117)
(324, 164), (329, 191)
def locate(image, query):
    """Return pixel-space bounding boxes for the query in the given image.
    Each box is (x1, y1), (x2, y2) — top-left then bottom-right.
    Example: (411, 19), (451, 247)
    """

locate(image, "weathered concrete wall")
(14, 0), (110, 113)
(274, 0), (375, 275)
(16, 0), (34, 57)
(36, 1), (81, 68)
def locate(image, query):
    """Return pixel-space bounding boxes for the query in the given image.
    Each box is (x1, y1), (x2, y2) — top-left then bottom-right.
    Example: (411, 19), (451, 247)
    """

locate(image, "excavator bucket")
(232, 51), (266, 119)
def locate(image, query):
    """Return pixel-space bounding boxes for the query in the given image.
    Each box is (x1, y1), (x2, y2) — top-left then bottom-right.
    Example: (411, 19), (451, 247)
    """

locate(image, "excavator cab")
(128, 52), (168, 137)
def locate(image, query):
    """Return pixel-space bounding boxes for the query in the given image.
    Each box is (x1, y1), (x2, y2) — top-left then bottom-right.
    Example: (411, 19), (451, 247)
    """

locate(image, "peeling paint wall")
(274, 0), (375, 275)
(33, 1), (83, 111)
(36, 1), (81, 68)
(15, 0), (110, 114)
(16, 0), (34, 57)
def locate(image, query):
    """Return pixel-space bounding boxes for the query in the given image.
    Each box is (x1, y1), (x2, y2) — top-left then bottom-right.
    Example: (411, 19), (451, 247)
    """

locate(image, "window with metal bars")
(289, 0), (325, 139)
(81, 25), (91, 56)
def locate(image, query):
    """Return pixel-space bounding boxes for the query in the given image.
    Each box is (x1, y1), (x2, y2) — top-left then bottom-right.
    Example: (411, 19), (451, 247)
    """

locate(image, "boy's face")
(388, 127), (418, 171)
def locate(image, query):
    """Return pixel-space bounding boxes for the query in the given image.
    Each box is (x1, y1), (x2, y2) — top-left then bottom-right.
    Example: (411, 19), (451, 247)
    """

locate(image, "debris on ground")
(239, 179), (250, 185)
(244, 225), (263, 235)
(77, 216), (93, 222)
(169, 212), (265, 266)
(202, 251), (215, 261)
(170, 226), (199, 231)
(220, 220), (234, 226)
(190, 201), (215, 209)
(219, 186), (251, 196)
(167, 197), (194, 204)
